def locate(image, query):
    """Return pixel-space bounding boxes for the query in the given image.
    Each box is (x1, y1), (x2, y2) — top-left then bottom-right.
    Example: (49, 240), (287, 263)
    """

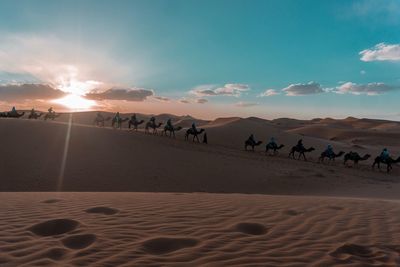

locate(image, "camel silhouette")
(145, 121), (163, 134)
(161, 125), (182, 138)
(112, 117), (129, 129)
(185, 128), (205, 142)
(265, 143), (284, 155)
(28, 112), (42, 119)
(344, 152), (371, 166)
(94, 116), (111, 127)
(44, 112), (60, 121)
(372, 156), (400, 173)
(289, 146), (315, 161)
(319, 151), (345, 163)
(1, 111), (25, 118)
(128, 119), (144, 131)
(245, 140), (263, 151)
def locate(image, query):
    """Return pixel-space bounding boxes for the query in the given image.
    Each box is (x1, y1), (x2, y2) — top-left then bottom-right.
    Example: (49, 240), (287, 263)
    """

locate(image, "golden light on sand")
(52, 94), (96, 110)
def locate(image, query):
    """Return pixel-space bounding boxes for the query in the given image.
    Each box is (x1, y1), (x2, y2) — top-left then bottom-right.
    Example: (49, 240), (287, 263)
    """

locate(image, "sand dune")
(1, 192), (400, 267)
(1, 114), (400, 266)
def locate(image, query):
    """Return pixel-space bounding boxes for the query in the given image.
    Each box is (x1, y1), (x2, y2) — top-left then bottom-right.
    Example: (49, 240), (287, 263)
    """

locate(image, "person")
(48, 107), (54, 114)
(191, 122), (197, 133)
(167, 118), (173, 129)
(150, 116), (156, 123)
(9, 106), (17, 116)
(248, 134), (256, 145)
(325, 144), (334, 158)
(203, 132), (208, 144)
(131, 113), (137, 122)
(268, 137), (277, 148)
(380, 148), (390, 162)
(297, 139), (304, 150)
(114, 112), (120, 120)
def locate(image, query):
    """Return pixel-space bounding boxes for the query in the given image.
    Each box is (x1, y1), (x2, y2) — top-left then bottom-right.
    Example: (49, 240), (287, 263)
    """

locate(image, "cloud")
(0, 83), (66, 101)
(0, 33), (132, 92)
(259, 89), (279, 97)
(191, 83), (250, 97)
(153, 96), (170, 102)
(360, 43), (400, 61)
(235, 101), (259, 107)
(282, 82), (324, 96)
(196, 98), (208, 104)
(85, 88), (154, 101)
(336, 82), (399, 95)
(179, 98), (190, 104)
(360, 70), (366, 75)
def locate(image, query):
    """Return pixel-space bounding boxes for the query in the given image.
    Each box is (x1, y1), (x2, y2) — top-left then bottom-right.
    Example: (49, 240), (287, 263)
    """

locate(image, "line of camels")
(2, 110), (398, 173)
(93, 114), (207, 142)
(244, 139), (399, 173)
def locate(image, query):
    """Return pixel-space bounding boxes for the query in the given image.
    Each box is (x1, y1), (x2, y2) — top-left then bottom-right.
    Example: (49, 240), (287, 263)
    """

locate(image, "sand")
(1, 113), (400, 266)
(2, 193), (400, 267)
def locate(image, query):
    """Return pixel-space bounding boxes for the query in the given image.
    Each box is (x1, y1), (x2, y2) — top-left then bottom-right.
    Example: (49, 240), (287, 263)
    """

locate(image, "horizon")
(1, 0), (400, 120)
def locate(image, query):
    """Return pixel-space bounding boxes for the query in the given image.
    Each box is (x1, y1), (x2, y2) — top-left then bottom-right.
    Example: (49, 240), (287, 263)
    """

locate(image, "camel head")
(395, 156), (400, 163)
(277, 144), (285, 149)
(307, 147), (315, 152)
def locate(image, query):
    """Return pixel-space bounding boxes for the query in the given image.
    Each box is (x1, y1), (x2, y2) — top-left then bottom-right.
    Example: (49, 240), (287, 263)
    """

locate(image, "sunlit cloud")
(52, 94), (96, 110)
(282, 82), (324, 96)
(259, 89), (279, 97)
(0, 83), (66, 100)
(190, 83), (250, 97)
(360, 43), (400, 61)
(85, 88), (154, 102)
(153, 96), (171, 102)
(335, 82), (400, 95)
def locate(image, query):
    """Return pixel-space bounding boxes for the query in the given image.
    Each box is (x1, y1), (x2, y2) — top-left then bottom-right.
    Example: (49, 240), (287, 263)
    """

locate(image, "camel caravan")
(1, 107), (398, 173)
(244, 134), (399, 173)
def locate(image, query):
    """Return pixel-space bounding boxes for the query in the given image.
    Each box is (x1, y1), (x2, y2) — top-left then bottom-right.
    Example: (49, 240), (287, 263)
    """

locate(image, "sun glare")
(52, 94), (96, 110)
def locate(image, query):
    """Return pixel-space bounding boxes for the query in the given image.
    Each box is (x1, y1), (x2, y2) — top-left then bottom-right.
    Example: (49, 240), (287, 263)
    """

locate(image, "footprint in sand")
(62, 234), (97, 250)
(41, 247), (68, 261)
(85, 207), (119, 215)
(234, 222), (268, 235)
(284, 210), (301, 216)
(142, 237), (199, 254)
(41, 199), (63, 204)
(28, 219), (79, 236)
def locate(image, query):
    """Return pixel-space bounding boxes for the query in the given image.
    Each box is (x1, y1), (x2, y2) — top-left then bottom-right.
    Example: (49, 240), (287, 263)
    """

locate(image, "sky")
(0, 0), (399, 120)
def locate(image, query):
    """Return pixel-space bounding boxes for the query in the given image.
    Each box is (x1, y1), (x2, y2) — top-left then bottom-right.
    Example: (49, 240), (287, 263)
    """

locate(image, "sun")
(52, 94), (96, 110)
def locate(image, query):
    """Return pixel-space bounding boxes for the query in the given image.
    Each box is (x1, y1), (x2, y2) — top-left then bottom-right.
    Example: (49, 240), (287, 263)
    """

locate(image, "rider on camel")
(248, 134), (256, 145)
(267, 137), (277, 148)
(380, 148), (390, 162)
(167, 118), (173, 129)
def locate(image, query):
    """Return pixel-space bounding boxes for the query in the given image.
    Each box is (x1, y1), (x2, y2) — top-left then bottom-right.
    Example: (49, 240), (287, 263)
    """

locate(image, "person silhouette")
(202, 132), (208, 144)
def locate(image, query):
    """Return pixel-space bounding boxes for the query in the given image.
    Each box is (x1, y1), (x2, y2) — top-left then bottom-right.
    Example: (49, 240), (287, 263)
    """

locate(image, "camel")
(28, 112), (42, 119)
(1, 110), (25, 118)
(244, 140), (263, 151)
(94, 116), (111, 127)
(372, 156), (400, 173)
(145, 121), (163, 134)
(319, 151), (345, 163)
(44, 112), (60, 121)
(265, 143), (284, 155)
(161, 125), (183, 138)
(185, 128), (205, 142)
(343, 152), (371, 166)
(128, 119), (144, 131)
(289, 146), (315, 161)
(112, 117), (129, 129)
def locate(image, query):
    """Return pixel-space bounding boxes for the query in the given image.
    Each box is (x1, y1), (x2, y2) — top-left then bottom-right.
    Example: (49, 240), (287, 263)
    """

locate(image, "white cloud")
(336, 82), (399, 95)
(235, 101), (258, 107)
(153, 96), (170, 102)
(259, 89), (279, 97)
(190, 83), (250, 97)
(360, 43), (400, 61)
(179, 98), (190, 104)
(282, 82), (324, 96)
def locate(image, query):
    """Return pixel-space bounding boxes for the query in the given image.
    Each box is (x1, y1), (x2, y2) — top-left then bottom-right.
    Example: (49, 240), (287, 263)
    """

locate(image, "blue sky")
(0, 0), (399, 119)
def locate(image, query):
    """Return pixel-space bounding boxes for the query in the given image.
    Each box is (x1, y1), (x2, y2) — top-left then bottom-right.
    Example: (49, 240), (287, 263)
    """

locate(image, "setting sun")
(52, 94), (96, 110)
